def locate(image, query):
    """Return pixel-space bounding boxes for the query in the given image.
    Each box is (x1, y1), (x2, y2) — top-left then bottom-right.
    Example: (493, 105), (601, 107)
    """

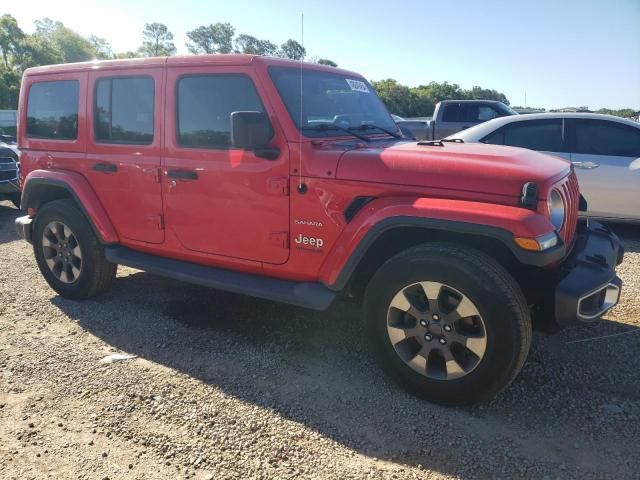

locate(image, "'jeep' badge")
(294, 234), (324, 249)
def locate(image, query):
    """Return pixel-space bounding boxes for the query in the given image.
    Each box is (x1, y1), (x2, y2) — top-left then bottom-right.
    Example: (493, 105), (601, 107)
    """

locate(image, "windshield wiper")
(351, 123), (403, 139)
(303, 124), (371, 142)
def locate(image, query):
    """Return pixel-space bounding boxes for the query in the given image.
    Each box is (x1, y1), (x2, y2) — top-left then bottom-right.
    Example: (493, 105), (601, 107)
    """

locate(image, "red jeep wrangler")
(15, 55), (624, 405)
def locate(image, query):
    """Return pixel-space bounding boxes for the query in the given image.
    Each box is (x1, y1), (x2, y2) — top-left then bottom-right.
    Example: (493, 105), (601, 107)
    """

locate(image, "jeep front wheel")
(33, 199), (117, 299)
(364, 243), (531, 406)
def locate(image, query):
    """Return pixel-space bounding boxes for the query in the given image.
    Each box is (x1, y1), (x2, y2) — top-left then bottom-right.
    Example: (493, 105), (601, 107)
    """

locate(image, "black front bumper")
(555, 221), (623, 326)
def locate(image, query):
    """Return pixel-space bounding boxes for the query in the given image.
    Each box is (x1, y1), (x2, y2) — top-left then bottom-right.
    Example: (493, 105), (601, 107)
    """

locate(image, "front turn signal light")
(514, 232), (559, 252)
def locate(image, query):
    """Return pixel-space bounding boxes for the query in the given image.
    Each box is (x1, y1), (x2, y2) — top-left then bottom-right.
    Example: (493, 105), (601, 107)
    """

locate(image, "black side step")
(105, 246), (335, 311)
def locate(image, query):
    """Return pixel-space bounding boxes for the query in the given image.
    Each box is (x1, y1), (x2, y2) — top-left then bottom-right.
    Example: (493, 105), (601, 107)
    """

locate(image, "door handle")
(254, 147), (280, 160)
(167, 170), (198, 180)
(572, 161), (600, 170)
(92, 162), (118, 173)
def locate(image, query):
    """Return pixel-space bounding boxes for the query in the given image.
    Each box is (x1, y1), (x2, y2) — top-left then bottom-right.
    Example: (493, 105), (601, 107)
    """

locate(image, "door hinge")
(269, 232), (289, 249)
(268, 177), (289, 196)
(147, 214), (164, 229)
(143, 167), (162, 183)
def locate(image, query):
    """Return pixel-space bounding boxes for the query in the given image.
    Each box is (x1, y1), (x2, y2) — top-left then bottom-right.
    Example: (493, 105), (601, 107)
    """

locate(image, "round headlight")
(548, 189), (565, 229)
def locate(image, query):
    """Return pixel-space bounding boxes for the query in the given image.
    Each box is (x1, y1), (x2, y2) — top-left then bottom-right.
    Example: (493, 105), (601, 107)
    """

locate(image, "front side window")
(95, 76), (154, 144)
(269, 67), (396, 137)
(485, 119), (564, 152)
(27, 80), (79, 140)
(177, 75), (265, 148)
(573, 119), (640, 157)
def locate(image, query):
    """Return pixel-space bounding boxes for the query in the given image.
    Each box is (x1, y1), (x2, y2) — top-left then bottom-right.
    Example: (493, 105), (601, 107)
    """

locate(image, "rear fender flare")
(21, 169), (118, 244)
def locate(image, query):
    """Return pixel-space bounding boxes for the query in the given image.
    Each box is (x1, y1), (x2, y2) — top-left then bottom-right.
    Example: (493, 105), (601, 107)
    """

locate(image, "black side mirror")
(230, 111), (273, 149)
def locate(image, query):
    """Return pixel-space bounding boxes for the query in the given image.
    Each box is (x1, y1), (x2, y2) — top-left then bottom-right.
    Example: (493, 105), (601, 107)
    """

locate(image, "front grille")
(557, 171), (579, 245)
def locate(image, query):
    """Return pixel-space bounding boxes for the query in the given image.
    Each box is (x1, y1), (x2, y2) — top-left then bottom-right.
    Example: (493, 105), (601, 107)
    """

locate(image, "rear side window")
(476, 105), (499, 122)
(27, 80), (79, 140)
(573, 119), (640, 157)
(177, 75), (265, 148)
(95, 76), (154, 144)
(485, 119), (565, 152)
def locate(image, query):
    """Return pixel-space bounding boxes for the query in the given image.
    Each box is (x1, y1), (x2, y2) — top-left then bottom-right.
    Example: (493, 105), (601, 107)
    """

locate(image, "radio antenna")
(297, 13), (306, 194)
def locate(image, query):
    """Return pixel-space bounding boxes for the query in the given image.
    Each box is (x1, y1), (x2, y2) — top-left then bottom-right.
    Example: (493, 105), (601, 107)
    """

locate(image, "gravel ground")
(1, 200), (639, 480)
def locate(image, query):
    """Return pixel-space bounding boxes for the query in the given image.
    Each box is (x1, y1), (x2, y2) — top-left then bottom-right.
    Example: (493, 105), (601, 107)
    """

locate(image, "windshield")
(269, 66), (398, 138)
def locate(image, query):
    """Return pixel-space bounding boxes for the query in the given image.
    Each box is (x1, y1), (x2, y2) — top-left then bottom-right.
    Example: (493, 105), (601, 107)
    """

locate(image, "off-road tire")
(364, 243), (531, 406)
(32, 199), (117, 299)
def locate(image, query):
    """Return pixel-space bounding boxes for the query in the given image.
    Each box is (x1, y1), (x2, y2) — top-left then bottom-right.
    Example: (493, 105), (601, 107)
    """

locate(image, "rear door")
(566, 118), (640, 220)
(22, 72), (87, 182)
(162, 66), (290, 264)
(85, 69), (165, 243)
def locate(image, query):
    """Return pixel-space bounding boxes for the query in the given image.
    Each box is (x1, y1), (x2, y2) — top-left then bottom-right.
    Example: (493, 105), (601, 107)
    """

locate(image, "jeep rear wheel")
(33, 200), (117, 299)
(364, 243), (531, 406)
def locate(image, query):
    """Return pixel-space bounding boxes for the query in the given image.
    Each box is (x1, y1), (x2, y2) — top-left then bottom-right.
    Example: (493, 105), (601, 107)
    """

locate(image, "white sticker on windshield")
(346, 79), (370, 93)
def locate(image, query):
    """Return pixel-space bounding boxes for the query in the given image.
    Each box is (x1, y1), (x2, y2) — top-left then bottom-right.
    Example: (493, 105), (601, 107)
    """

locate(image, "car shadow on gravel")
(0, 202), (22, 245)
(606, 222), (640, 253)
(51, 269), (640, 479)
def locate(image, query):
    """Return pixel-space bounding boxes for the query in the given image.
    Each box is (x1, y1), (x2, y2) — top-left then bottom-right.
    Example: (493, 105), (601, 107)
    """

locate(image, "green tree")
(34, 17), (57, 36)
(139, 23), (176, 57)
(317, 58), (337, 67)
(114, 50), (139, 59)
(18, 34), (63, 69)
(415, 81), (465, 103)
(411, 88), (436, 116)
(0, 65), (20, 109)
(371, 79), (511, 117)
(279, 39), (305, 60)
(596, 108), (636, 119)
(88, 35), (113, 59)
(32, 18), (95, 63)
(186, 22), (235, 54)
(466, 85), (509, 105)
(370, 79), (418, 117)
(0, 14), (25, 68)
(234, 34), (277, 56)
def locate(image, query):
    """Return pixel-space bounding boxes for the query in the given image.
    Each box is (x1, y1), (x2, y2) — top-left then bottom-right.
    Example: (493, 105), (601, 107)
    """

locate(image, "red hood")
(335, 141), (571, 199)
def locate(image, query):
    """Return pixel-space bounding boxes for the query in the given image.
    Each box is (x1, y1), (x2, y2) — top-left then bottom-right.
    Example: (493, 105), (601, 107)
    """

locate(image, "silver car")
(447, 113), (640, 222)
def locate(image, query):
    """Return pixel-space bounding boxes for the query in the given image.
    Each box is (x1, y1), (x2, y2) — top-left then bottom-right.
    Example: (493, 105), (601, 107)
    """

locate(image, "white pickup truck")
(395, 100), (517, 140)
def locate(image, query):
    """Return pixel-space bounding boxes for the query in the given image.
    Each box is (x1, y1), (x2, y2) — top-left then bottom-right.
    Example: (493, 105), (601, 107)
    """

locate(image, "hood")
(335, 141), (571, 199)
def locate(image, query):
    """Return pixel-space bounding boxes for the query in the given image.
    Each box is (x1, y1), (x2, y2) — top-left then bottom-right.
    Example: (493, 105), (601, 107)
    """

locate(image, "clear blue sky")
(11, 0), (640, 110)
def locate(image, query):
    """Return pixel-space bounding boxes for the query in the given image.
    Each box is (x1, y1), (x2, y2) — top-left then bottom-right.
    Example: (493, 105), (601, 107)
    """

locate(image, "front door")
(567, 118), (640, 220)
(162, 67), (290, 264)
(85, 69), (164, 243)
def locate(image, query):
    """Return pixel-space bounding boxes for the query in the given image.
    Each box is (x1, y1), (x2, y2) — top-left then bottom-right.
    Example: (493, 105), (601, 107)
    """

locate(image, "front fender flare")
(320, 196), (565, 290)
(22, 169), (119, 244)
